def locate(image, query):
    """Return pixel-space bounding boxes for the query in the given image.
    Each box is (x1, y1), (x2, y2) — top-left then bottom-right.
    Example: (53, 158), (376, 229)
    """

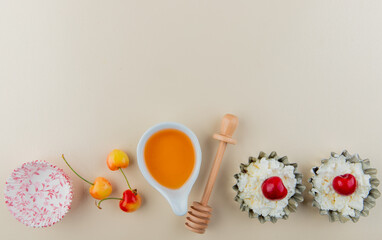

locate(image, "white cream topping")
(237, 158), (297, 218)
(311, 155), (371, 217)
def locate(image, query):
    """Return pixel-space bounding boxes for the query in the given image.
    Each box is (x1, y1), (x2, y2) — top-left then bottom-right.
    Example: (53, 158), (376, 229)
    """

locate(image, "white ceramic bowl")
(137, 122), (202, 216)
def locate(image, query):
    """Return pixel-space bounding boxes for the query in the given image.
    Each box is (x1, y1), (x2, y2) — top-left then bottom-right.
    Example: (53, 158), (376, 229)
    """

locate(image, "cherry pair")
(262, 173), (357, 201)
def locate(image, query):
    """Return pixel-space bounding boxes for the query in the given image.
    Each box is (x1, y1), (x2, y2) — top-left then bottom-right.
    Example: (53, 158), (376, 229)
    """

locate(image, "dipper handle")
(201, 114), (238, 205)
(219, 113), (238, 139)
(185, 114), (238, 234)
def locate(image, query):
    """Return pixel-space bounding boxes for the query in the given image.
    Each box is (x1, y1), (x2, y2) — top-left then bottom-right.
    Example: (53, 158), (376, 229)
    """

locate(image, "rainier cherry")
(107, 149), (132, 191)
(119, 189), (141, 212)
(261, 176), (288, 200)
(107, 149), (129, 171)
(332, 174), (357, 196)
(62, 154), (112, 200)
(97, 189), (142, 213)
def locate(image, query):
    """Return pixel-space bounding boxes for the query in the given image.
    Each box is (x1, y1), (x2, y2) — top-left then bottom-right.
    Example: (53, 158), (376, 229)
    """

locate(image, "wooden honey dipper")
(185, 114), (238, 234)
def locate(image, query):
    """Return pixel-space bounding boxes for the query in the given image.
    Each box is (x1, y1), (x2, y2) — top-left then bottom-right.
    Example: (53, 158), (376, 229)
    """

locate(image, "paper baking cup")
(4, 161), (73, 227)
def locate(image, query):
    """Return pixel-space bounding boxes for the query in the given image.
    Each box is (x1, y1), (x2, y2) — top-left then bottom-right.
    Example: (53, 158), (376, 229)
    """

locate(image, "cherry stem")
(119, 168), (132, 190)
(96, 197), (123, 209)
(62, 154), (93, 185)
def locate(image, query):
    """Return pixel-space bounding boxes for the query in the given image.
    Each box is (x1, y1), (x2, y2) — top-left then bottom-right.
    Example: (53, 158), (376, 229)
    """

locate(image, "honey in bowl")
(144, 129), (195, 189)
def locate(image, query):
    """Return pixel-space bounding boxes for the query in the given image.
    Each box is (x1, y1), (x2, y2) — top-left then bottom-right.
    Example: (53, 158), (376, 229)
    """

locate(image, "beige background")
(1, 1), (381, 240)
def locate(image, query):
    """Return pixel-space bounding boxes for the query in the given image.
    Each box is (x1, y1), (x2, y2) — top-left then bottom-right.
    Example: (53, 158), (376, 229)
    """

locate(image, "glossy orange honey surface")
(144, 129), (195, 189)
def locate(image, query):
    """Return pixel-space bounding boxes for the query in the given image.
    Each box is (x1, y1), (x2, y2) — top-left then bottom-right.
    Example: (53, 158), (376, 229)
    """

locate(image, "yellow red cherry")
(107, 149), (132, 190)
(89, 177), (113, 200)
(97, 189), (142, 213)
(107, 149), (129, 171)
(62, 154), (112, 200)
(119, 189), (142, 212)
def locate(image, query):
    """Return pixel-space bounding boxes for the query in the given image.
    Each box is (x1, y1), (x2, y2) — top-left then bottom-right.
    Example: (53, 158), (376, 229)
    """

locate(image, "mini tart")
(309, 150), (380, 223)
(233, 151), (305, 223)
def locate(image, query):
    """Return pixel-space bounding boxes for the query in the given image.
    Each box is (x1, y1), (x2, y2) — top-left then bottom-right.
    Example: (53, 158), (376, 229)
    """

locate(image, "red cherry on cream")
(332, 174), (357, 196)
(261, 176), (288, 200)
